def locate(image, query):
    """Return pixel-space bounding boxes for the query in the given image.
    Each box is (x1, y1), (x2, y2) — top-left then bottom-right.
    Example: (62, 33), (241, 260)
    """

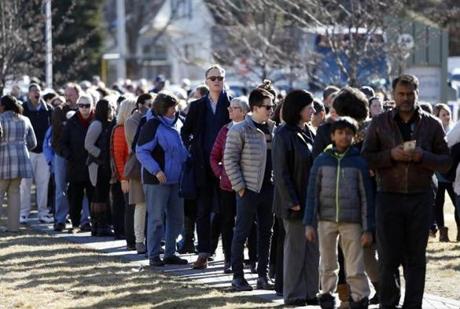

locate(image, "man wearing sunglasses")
(181, 64), (231, 270)
(224, 87), (276, 291)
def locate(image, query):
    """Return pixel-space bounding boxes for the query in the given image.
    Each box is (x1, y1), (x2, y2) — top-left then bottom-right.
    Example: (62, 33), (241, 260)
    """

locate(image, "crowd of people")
(0, 65), (459, 309)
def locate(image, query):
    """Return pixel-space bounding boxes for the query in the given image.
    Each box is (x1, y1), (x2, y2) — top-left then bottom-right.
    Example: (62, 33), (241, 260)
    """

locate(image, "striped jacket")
(0, 111), (37, 179)
(224, 115), (275, 193)
(303, 145), (375, 231)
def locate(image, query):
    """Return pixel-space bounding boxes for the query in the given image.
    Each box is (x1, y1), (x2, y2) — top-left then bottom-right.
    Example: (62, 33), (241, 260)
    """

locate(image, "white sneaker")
(39, 214), (54, 223)
(19, 215), (28, 224)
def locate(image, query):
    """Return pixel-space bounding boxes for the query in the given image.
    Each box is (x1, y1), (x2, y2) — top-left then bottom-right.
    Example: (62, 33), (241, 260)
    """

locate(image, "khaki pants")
(20, 152), (50, 217)
(318, 220), (370, 301)
(0, 178), (22, 231)
(134, 202), (146, 243)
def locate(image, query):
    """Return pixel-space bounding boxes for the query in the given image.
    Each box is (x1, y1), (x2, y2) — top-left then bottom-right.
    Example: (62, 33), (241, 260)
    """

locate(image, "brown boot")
(337, 283), (350, 303)
(192, 255), (208, 269)
(439, 227), (450, 242)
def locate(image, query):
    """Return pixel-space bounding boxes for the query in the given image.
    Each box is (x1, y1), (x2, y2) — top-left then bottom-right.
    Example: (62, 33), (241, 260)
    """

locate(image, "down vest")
(303, 145), (375, 231)
(224, 115), (275, 193)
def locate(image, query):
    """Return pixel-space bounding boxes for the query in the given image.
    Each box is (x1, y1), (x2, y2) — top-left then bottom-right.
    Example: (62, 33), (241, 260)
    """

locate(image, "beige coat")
(124, 110), (145, 204)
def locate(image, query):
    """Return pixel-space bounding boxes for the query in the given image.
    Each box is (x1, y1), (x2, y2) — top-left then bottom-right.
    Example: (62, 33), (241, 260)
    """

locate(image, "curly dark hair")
(257, 79), (277, 98)
(332, 87), (369, 122)
(0, 95), (23, 114)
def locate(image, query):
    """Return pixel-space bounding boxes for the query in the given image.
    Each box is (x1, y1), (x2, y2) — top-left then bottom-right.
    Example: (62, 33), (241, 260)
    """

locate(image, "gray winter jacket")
(224, 115), (275, 193)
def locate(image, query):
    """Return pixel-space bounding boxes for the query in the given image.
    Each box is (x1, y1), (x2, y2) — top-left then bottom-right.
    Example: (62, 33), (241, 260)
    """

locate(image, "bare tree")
(0, 0), (44, 93)
(207, 0), (309, 84)
(0, 0), (104, 92)
(206, 0), (435, 89)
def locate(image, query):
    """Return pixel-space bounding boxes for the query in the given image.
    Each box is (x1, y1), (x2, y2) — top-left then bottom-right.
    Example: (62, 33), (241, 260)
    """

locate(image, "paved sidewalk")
(27, 214), (460, 309)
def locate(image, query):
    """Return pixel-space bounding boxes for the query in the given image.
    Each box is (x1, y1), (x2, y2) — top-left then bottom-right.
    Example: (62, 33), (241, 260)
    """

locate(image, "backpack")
(123, 116), (160, 180)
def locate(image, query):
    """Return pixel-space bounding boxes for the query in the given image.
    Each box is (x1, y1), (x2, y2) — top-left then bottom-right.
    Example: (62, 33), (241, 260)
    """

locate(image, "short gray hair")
(230, 96), (249, 114)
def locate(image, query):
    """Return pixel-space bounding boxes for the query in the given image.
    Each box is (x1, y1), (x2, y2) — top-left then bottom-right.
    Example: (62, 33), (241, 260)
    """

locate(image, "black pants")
(196, 174), (219, 255)
(125, 203), (136, 247)
(220, 189), (257, 263)
(376, 191), (432, 309)
(69, 180), (93, 228)
(434, 181), (459, 228)
(273, 217), (285, 294)
(232, 185), (274, 279)
(110, 181), (127, 237)
(92, 166), (112, 226)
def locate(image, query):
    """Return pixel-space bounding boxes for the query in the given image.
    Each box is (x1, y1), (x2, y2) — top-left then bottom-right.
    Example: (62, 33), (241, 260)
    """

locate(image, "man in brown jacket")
(361, 74), (450, 308)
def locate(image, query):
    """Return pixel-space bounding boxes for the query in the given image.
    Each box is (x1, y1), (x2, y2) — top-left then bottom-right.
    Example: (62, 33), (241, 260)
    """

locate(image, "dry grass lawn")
(425, 199), (460, 300)
(0, 229), (271, 308)
(0, 200), (459, 308)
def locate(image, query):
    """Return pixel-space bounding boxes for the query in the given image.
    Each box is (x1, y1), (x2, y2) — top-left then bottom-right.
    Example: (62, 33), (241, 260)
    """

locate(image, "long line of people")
(1, 67), (459, 309)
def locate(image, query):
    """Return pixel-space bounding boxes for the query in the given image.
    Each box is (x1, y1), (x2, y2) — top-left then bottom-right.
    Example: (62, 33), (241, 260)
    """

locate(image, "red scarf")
(78, 111), (94, 128)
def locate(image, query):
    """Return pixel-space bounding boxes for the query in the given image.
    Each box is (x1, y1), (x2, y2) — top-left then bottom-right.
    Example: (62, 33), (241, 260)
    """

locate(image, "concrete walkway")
(27, 214), (460, 309)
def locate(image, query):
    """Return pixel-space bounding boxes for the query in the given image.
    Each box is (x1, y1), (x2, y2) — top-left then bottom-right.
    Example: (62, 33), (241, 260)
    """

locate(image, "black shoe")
(350, 297), (369, 309)
(318, 293), (336, 309)
(369, 292), (379, 305)
(149, 256), (165, 267)
(224, 261), (232, 274)
(163, 255), (188, 265)
(53, 223), (65, 232)
(96, 227), (114, 237)
(256, 277), (274, 290)
(127, 243), (136, 250)
(231, 278), (253, 291)
(79, 223), (92, 232)
(114, 234), (125, 240)
(249, 262), (257, 274)
(285, 299), (306, 306)
(306, 297), (319, 305)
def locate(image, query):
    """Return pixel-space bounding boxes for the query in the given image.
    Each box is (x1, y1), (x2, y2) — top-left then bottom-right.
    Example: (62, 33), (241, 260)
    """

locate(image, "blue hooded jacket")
(136, 112), (188, 185)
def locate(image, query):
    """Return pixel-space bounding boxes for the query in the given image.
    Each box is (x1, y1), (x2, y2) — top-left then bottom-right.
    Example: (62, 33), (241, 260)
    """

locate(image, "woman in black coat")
(272, 89), (319, 307)
(85, 99), (116, 236)
(60, 95), (95, 232)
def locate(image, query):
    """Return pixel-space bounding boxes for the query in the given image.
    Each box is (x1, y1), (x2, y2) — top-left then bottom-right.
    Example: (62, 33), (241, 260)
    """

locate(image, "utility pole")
(45, 0), (52, 88)
(116, 0), (127, 81)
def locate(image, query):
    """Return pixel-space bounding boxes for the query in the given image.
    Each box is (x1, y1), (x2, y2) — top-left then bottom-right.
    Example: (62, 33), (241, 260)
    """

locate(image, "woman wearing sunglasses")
(60, 94), (95, 233)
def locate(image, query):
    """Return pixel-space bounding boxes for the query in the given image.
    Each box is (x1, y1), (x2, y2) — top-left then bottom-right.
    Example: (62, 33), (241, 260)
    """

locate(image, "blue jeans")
(144, 183), (184, 259)
(54, 155), (89, 225)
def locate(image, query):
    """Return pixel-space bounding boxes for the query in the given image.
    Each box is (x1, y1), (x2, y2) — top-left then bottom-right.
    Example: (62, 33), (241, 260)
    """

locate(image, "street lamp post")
(45, 0), (52, 88)
(116, 0), (127, 81)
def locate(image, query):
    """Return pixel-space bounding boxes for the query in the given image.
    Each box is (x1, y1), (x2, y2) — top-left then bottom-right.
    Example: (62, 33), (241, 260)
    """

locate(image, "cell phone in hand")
(403, 140), (416, 152)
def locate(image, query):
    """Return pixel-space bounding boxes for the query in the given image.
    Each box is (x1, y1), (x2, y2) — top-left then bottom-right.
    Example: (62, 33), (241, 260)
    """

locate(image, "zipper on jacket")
(336, 157), (342, 222)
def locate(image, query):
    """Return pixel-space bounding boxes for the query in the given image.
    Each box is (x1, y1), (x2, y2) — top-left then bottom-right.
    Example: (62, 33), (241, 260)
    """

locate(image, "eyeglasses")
(78, 103), (91, 109)
(207, 76), (224, 82)
(260, 105), (274, 110)
(228, 106), (241, 111)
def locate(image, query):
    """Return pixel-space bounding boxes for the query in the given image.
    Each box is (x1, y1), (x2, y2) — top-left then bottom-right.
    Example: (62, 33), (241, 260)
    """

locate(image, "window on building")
(171, 0), (192, 19)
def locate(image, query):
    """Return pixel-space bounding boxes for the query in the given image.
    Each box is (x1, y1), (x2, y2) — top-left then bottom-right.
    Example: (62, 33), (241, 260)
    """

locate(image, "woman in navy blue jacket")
(136, 91), (189, 267)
